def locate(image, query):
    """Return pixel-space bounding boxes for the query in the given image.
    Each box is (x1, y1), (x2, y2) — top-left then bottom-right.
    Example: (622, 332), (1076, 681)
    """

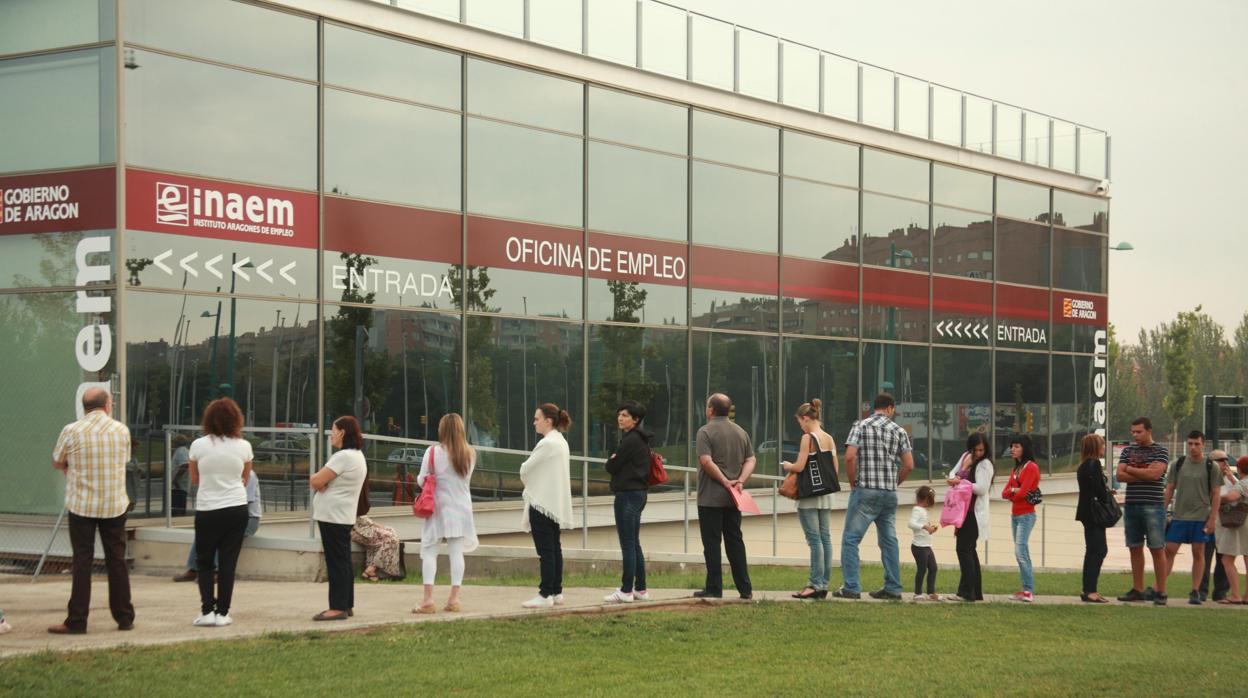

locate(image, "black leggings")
(911, 545), (937, 595)
(194, 505), (249, 616)
(1082, 523), (1107, 594)
(955, 514), (983, 601)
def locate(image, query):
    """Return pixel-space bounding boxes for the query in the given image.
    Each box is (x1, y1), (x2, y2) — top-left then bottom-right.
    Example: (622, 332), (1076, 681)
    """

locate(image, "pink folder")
(729, 486), (762, 515)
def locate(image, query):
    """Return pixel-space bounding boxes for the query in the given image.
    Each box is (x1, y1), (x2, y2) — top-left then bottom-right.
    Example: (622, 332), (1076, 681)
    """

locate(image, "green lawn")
(0, 602), (1233, 696)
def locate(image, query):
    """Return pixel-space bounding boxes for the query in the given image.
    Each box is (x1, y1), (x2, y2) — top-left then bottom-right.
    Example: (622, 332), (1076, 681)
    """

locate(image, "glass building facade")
(0, 0), (1109, 518)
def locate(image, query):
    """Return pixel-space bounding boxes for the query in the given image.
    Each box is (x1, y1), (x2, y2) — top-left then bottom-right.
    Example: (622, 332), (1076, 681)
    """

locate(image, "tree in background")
(1161, 307), (1199, 451)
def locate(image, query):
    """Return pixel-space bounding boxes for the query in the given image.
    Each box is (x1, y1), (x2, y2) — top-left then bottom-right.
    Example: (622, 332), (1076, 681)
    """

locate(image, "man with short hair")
(834, 393), (915, 601)
(1200, 449), (1237, 602)
(1116, 417), (1171, 605)
(693, 393), (754, 600)
(48, 388), (135, 634)
(1164, 431), (1221, 605)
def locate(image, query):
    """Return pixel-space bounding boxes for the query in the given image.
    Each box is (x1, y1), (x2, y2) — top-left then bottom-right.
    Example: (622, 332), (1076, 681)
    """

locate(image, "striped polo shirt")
(1119, 442), (1170, 505)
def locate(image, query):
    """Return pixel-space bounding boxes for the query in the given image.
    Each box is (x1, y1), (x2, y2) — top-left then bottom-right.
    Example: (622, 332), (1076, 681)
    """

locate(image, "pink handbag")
(940, 479), (973, 528)
(412, 450), (436, 519)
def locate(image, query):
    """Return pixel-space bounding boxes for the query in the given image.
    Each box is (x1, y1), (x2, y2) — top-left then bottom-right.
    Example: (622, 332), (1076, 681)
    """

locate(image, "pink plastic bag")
(940, 479), (973, 528)
(729, 486), (762, 515)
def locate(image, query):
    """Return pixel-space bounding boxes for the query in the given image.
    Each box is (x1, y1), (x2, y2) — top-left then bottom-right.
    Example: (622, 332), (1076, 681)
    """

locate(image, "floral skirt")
(351, 516), (403, 578)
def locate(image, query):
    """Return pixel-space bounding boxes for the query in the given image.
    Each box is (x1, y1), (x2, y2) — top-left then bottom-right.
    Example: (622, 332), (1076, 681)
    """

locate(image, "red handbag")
(412, 450), (436, 519)
(647, 451), (668, 486)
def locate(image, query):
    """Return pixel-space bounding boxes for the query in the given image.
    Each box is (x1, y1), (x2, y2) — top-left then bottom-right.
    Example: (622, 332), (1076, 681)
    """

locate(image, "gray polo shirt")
(695, 417), (754, 508)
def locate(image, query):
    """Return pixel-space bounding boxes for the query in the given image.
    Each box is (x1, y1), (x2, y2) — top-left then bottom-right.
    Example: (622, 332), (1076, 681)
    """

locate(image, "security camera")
(1095, 179), (1109, 195)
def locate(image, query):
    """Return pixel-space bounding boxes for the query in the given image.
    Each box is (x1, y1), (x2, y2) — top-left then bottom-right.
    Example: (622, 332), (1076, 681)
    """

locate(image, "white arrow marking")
(979, 323), (989, 340)
(255, 259), (274, 283)
(204, 254), (223, 279)
(279, 261), (297, 285)
(232, 256), (251, 282)
(153, 249), (173, 274)
(179, 252), (199, 277)
(936, 320), (946, 336)
(954, 322), (964, 338)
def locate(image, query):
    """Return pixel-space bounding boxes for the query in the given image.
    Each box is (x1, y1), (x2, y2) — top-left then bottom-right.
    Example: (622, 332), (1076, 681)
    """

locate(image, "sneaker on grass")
(553, 594), (565, 606)
(193, 613), (217, 627)
(632, 590), (651, 602)
(1010, 591), (1034, 603)
(603, 589), (634, 604)
(214, 614), (233, 627)
(521, 595), (554, 609)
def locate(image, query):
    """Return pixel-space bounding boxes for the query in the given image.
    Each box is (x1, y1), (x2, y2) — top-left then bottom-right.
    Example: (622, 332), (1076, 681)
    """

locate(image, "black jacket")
(1076, 458), (1111, 523)
(605, 427), (652, 492)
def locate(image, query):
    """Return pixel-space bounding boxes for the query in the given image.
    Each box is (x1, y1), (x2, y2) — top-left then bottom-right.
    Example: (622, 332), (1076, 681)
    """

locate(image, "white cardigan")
(519, 430), (574, 531)
(964, 459), (994, 542)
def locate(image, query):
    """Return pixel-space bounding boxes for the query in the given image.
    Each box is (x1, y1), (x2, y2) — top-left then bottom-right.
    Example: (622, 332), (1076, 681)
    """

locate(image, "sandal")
(792, 587), (820, 599)
(312, 610), (348, 621)
(444, 602), (461, 613)
(1217, 598), (1238, 605)
(361, 567), (379, 582)
(412, 604), (436, 615)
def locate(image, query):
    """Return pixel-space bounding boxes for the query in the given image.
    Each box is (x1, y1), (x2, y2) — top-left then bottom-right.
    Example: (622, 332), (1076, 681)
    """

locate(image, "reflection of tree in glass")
(449, 265), (499, 441)
(12, 232), (88, 288)
(325, 253), (389, 430)
(593, 282), (658, 451)
(124, 257), (153, 286)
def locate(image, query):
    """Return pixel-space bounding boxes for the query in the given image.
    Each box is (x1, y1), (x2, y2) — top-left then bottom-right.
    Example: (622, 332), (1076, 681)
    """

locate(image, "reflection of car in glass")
(387, 447), (425, 464)
(253, 436), (310, 461)
(756, 440), (799, 464)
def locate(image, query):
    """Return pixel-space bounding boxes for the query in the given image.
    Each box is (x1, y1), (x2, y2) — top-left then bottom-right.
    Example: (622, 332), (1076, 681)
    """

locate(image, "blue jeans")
(613, 490), (648, 593)
(1012, 513), (1036, 593)
(188, 516), (260, 570)
(798, 508), (833, 590)
(839, 488), (901, 594)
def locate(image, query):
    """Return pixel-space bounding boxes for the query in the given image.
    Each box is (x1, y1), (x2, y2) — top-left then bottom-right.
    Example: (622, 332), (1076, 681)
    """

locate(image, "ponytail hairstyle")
(538, 402), (572, 433)
(438, 413), (475, 478)
(795, 398), (822, 422)
(1009, 433), (1035, 466)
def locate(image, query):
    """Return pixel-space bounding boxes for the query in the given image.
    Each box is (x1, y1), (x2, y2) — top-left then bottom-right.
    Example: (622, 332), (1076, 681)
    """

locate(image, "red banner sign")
(0, 167), (115, 235)
(862, 267), (928, 310)
(324, 196), (461, 263)
(781, 257), (857, 303)
(996, 283), (1050, 321)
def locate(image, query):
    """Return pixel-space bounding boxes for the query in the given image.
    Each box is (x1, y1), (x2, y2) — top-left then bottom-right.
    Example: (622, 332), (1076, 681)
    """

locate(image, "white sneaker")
(632, 590), (651, 602)
(214, 614), (233, 627)
(521, 595), (554, 609)
(0, 619), (12, 634)
(193, 612), (217, 627)
(553, 594), (565, 606)
(604, 589), (634, 604)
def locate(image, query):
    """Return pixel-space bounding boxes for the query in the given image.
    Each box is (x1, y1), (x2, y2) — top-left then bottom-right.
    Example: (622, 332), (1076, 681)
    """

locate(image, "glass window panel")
(588, 278), (686, 325)
(782, 131), (856, 187)
(466, 316), (584, 454)
(692, 110), (778, 171)
(861, 342), (929, 475)
(467, 59), (582, 133)
(1051, 354), (1093, 472)
(860, 65), (894, 129)
(529, 0), (582, 52)
(0, 289), (114, 514)
(1052, 291), (1105, 354)
(863, 148), (928, 201)
(932, 276), (991, 347)
(1080, 130), (1107, 179)
(995, 350), (1049, 470)
(588, 324), (688, 467)
(737, 28), (778, 101)
(394, 0), (460, 21)
(587, 0), (636, 66)
(1053, 190), (1108, 234)
(1052, 230), (1105, 294)
(692, 162), (777, 253)
(464, 217), (582, 317)
(862, 267), (928, 342)
(932, 206), (993, 279)
(589, 142), (686, 241)
(995, 104), (1022, 161)
(931, 85), (961, 146)
(931, 348), (991, 472)
(782, 178), (857, 262)
(463, 266), (582, 319)
(323, 248), (460, 312)
(588, 86), (687, 154)
(781, 42), (819, 111)
(1052, 120), (1076, 173)
(1023, 112), (1049, 168)
(781, 257), (858, 338)
(641, 1), (686, 79)
(964, 95), (992, 154)
(861, 193), (929, 270)
(0, 230), (115, 290)
(897, 76), (928, 138)
(689, 14), (733, 90)
(467, 118), (582, 228)
(0, 48), (115, 174)
(466, 0), (523, 37)
(125, 0), (316, 80)
(325, 89), (460, 210)
(783, 337), (857, 463)
(126, 50), (316, 190)
(996, 283), (1049, 350)
(933, 164), (991, 212)
(995, 218), (1049, 287)
(0, 0), (112, 57)
(692, 290), (777, 333)
(996, 178), (1049, 223)
(691, 331), (778, 468)
(323, 24), (461, 109)
(821, 54), (857, 121)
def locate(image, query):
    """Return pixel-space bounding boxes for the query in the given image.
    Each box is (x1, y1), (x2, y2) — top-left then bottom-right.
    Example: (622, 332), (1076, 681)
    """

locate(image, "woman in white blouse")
(414, 413), (479, 614)
(519, 403), (574, 609)
(945, 433), (994, 602)
(310, 416), (367, 621)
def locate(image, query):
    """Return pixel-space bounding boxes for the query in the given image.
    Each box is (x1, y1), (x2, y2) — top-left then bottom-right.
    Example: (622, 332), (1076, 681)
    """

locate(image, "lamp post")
(271, 310), (283, 429)
(224, 253), (254, 400)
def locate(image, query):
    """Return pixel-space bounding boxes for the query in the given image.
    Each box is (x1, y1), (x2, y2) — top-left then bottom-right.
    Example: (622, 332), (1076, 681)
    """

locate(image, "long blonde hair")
(438, 413), (474, 478)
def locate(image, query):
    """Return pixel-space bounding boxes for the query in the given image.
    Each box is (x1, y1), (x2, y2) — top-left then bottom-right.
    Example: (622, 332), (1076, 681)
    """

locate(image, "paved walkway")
(1, 574), (1242, 659)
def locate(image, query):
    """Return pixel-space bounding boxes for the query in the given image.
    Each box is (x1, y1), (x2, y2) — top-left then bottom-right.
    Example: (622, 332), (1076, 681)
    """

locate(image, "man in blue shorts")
(1116, 417), (1170, 605)
(1163, 430), (1221, 605)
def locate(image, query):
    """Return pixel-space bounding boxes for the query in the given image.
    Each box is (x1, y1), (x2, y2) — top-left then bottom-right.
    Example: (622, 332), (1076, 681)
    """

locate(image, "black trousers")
(194, 505), (249, 616)
(1081, 522), (1108, 594)
(911, 545), (937, 595)
(698, 506), (751, 596)
(319, 521), (354, 612)
(529, 509), (564, 597)
(66, 511), (134, 631)
(1201, 541), (1232, 599)
(955, 514), (982, 601)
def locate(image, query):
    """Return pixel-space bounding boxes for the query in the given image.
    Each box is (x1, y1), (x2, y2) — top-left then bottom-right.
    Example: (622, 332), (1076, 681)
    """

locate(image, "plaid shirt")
(845, 412), (912, 491)
(53, 409), (131, 518)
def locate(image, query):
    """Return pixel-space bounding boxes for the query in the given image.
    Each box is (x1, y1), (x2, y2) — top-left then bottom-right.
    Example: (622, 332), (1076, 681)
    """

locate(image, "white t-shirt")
(313, 449), (366, 525)
(188, 436), (252, 511)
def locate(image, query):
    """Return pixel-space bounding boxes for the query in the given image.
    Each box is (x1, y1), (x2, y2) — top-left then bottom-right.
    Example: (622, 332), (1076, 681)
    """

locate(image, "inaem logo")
(156, 182), (190, 226)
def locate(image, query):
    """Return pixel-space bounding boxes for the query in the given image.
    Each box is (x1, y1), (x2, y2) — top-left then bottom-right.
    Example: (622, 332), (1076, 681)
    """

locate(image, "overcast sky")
(679, 0), (1248, 342)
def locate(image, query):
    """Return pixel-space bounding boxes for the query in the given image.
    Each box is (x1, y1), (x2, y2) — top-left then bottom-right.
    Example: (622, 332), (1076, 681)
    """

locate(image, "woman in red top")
(1002, 434), (1041, 602)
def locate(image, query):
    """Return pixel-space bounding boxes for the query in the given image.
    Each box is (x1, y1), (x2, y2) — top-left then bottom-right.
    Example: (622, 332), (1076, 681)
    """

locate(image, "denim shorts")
(1123, 504), (1166, 550)
(1165, 519), (1213, 545)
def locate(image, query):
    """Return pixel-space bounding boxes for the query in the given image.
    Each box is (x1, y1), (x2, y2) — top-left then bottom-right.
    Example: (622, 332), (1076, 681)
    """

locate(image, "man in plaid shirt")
(833, 393), (915, 600)
(47, 387), (135, 635)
